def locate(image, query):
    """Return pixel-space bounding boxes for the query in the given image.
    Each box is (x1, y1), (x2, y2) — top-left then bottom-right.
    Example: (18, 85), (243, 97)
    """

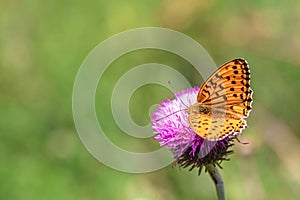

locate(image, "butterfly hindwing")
(189, 111), (247, 140)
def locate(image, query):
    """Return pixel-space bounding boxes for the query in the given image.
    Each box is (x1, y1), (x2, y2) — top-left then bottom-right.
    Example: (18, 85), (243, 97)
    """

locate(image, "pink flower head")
(152, 87), (236, 173)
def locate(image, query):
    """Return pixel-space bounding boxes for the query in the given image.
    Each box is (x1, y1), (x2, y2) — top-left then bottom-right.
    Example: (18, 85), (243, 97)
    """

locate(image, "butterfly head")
(187, 103), (210, 115)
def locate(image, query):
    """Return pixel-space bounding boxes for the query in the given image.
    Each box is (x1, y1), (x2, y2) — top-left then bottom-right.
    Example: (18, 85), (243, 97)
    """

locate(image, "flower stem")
(207, 165), (226, 200)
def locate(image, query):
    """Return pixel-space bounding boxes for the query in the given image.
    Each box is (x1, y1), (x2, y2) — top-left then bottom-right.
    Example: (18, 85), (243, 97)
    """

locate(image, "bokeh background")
(1, 0), (300, 199)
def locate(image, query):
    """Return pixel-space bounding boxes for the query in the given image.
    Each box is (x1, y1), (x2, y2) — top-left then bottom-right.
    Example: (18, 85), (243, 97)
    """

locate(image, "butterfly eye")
(197, 106), (210, 114)
(201, 107), (210, 114)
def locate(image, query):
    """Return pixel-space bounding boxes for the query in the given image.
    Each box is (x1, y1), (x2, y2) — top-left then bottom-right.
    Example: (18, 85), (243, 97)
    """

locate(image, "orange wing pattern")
(189, 113), (247, 140)
(188, 58), (253, 140)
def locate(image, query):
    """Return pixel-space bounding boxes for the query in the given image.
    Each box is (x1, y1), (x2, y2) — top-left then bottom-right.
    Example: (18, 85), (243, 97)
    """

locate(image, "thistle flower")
(152, 87), (237, 174)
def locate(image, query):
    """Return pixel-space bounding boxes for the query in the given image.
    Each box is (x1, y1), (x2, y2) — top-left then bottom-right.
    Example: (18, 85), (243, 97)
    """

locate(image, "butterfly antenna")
(154, 109), (185, 122)
(154, 81), (190, 122)
(167, 80), (189, 108)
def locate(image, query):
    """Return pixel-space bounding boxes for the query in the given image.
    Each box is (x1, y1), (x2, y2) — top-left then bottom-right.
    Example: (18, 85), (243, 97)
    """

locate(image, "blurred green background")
(1, 0), (300, 199)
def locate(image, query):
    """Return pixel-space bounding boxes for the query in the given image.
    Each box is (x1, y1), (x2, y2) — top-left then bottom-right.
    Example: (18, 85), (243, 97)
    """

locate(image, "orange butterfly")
(187, 58), (253, 141)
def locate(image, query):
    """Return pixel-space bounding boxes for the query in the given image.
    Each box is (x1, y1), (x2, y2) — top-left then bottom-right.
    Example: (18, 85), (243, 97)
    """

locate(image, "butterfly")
(187, 58), (253, 141)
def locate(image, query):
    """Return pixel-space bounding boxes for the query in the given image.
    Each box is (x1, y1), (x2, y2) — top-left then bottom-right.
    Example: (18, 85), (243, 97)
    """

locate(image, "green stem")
(206, 165), (226, 200)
